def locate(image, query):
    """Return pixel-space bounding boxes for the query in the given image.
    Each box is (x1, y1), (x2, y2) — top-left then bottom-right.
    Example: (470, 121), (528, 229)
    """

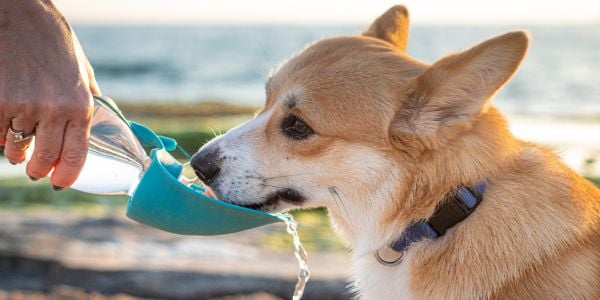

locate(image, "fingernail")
(29, 175), (39, 181)
(53, 185), (64, 191)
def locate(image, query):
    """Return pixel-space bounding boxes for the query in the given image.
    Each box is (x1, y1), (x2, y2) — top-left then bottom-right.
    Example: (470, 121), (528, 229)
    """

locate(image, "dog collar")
(375, 181), (486, 265)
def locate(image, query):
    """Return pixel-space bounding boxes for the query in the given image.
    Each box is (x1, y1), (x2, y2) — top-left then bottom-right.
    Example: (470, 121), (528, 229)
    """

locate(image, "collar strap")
(376, 181), (486, 265)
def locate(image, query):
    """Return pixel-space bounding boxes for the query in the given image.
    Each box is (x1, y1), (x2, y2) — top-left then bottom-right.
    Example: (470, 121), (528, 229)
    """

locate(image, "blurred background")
(1, 0), (599, 299)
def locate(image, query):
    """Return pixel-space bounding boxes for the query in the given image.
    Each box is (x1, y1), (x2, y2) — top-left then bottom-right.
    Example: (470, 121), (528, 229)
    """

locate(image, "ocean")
(75, 24), (600, 118)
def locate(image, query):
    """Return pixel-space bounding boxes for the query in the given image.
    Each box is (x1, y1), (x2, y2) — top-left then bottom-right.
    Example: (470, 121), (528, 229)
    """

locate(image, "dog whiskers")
(207, 126), (221, 138)
(263, 173), (307, 181)
(260, 183), (289, 190)
(329, 186), (352, 224)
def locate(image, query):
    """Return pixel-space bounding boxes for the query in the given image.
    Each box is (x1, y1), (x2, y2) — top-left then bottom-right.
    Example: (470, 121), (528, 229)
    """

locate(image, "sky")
(53, 0), (600, 25)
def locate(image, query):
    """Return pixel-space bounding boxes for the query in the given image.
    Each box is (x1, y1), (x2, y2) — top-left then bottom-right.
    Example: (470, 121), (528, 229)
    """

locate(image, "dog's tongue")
(203, 187), (218, 199)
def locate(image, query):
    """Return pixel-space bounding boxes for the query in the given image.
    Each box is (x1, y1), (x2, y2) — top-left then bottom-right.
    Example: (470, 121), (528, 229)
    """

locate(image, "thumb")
(85, 59), (101, 95)
(71, 29), (101, 96)
(87, 68), (101, 96)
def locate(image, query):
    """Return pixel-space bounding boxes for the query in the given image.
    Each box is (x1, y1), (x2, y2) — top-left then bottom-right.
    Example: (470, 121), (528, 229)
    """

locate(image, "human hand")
(0, 0), (100, 190)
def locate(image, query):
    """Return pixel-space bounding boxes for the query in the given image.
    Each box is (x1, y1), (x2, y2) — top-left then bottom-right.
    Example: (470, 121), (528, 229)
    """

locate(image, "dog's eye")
(282, 115), (314, 140)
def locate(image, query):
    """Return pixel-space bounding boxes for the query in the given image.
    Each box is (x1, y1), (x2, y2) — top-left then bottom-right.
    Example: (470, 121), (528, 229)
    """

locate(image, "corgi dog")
(192, 5), (600, 299)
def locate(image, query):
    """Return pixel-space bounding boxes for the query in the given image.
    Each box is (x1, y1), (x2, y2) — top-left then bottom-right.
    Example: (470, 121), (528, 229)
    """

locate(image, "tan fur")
(364, 5), (410, 51)
(198, 4), (600, 299)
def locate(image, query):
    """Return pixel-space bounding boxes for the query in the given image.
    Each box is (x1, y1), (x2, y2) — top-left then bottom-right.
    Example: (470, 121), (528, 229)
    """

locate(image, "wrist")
(3, 0), (53, 12)
(1, 0), (65, 31)
(1, 0), (73, 47)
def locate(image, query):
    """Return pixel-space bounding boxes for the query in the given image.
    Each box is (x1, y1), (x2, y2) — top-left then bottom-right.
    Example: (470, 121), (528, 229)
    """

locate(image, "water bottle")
(26, 96), (152, 195)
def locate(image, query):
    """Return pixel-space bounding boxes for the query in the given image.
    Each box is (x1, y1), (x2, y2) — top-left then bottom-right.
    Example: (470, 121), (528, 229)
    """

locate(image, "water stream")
(277, 213), (311, 300)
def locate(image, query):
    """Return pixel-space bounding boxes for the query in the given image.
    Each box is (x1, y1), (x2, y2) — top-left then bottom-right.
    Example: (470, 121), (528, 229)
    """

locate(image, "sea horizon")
(75, 24), (600, 119)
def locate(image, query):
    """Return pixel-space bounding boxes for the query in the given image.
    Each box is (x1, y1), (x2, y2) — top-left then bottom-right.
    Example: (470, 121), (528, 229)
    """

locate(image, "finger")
(26, 119), (67, 180)
(50, 118), (91, 189)
(0, 120), (8, 147)
(4, 118), (36, 164)
(86, 60), (102, 95)
(73, 30), (101, 96)
(89, 78), (101, 96)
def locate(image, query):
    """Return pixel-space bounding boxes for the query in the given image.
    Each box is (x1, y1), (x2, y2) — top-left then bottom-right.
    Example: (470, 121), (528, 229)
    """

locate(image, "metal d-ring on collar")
(375, 180), (487, 266)
(375, 246), (405, 266)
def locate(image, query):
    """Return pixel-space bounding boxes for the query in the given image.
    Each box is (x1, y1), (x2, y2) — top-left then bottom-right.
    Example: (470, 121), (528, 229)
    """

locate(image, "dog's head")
(192, 5), (528, 246)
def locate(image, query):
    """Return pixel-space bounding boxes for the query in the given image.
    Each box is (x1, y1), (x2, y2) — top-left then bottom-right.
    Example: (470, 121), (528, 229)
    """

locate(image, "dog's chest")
(354, 255), (415, 300)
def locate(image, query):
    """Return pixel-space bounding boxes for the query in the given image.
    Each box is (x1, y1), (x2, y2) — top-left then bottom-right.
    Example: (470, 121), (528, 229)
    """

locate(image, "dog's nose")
(191, 146), (221, 185)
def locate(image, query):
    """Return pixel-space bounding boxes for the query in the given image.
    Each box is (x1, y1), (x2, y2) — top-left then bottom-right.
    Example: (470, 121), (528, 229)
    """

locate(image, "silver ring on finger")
(8, 127), (33, 144)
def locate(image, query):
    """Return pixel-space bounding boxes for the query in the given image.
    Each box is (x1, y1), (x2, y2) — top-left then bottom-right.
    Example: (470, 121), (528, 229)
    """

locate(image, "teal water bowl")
(125, 122), (282, 235)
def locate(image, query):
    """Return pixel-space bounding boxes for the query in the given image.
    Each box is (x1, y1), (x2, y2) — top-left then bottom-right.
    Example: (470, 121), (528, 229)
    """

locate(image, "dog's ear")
(363, 5), (410, 51)
(390, 31), (529, 153)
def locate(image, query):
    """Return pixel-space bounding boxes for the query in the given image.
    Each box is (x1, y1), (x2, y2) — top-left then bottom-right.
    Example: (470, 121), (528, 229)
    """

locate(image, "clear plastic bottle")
(27, 96), (152, 195)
